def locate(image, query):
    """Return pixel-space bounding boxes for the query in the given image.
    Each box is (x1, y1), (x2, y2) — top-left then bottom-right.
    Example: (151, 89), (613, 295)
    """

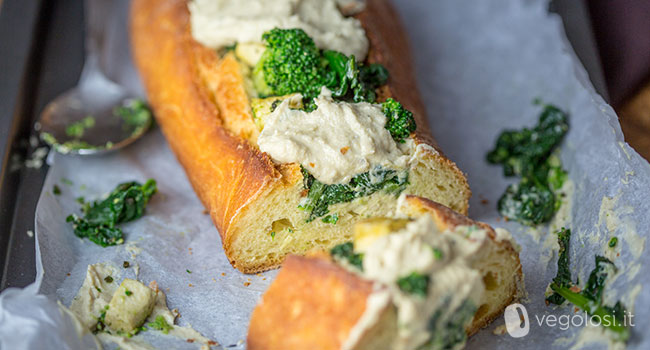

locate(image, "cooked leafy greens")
(66, 179), (157, 247)
(487, 103), (569, 225)
(382, 98), (417, 143)
(322, 50), (388, 103)
(397, 272), (430, 297)
(545, 228), (572, 305)
(299, 166), (408, 222)
(425, 299), (476, 350)
(330, 241), (363, 270)
(546, 228), (630, 341)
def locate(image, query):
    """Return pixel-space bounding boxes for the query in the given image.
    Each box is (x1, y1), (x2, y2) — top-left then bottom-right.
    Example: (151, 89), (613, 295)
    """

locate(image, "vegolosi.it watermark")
(503, 303), (635, 338)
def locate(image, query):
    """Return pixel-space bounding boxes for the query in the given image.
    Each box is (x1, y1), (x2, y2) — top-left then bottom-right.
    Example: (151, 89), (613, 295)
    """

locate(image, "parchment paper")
(3, 0), (650, 349)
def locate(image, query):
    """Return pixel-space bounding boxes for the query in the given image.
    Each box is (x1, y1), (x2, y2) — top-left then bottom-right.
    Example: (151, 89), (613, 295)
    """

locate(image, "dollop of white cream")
(258, 88), (414, 184)
(189, 0), (369, 60)
(346, 217), (487, 350)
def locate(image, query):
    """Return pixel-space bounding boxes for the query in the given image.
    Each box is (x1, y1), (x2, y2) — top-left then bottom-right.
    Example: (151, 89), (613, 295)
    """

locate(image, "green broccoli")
(382, 98), (417, 143)
(252, 28), (325, 99)
(252, 28), (389, 108)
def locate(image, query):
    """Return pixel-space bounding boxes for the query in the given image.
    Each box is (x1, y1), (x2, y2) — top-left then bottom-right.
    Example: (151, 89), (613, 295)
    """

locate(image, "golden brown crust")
(131, 0), (279, 242)
(248, 254), (374, 350)
(131, 0), (470, 273)
(358, 0), (435, 147)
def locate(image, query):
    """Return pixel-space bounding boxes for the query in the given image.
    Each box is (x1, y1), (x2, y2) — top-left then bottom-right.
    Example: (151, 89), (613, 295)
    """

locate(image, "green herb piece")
(66, 179), (157, 247)
(546, 230), (630, 341)
(61, 178), (73, 185)
(53, 185), (62, 195)
(125, 290), (132, 296)
(65, 116), (95, 138)
(96, 287), (102, 293)
(123, 261), (130, 268)
(186, 269), (192, 274)
(114, 99), (152, 131)
(546, 228), (572, 305)
(104, 276), (113, 283)
(95, 310), (107, 333)
(397, 272), (430, 297)
(322, 213), (339, 224)
(299, 166), (408, 222)
(488, 103), (570, 226)
(331, 241), (363, 270)
(608, 237), (618, 248)
(270, 231), (276, 239)
(381, 98), (417, 143)
(147, 315), (173, 334)
(432, 247), (444, 260)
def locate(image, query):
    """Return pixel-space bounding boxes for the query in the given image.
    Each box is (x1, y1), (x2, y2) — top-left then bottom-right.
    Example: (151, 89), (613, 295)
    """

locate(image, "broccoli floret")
(252, 28), (390, 108)
(252, 28), (325, 99)
(382, 98), (416, 143)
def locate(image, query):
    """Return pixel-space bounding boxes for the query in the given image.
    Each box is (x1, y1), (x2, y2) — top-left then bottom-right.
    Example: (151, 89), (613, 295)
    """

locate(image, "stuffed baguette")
(130, 0), (470, 273)
(248, 195), (523, 350)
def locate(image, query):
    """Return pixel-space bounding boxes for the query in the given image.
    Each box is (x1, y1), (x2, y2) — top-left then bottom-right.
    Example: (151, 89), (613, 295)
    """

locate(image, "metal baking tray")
(0, 0), (607, 291)
(0, 0), (84, 289)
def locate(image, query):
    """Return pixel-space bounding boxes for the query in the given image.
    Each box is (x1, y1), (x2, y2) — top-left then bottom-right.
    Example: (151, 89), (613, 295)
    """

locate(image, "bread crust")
(248, 253), (375, 350)
(130, 0), (470, 273)
(248, 198), (523, 349)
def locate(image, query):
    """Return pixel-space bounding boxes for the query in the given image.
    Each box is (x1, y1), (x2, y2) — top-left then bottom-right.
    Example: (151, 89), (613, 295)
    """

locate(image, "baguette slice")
(130, 0), (470, 273)
(248, 195), (523, 350)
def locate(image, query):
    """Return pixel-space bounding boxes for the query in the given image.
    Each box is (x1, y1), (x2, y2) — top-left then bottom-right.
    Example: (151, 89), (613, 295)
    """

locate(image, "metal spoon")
(36, 0), (151, 155)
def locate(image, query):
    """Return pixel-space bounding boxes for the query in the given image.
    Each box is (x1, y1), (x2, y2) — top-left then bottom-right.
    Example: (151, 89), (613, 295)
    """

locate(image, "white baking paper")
(1, 0), (649, 349)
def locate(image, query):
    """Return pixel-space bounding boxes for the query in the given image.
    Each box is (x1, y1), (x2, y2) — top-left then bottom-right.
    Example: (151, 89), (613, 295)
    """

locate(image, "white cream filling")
(344, 217), (488, 350)
(189, 0), (369, 60)
(258, 88), (414, 185)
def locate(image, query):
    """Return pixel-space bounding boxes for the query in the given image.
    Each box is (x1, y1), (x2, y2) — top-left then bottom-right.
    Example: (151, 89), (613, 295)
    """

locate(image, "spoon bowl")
(37, 75), (151, 155)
